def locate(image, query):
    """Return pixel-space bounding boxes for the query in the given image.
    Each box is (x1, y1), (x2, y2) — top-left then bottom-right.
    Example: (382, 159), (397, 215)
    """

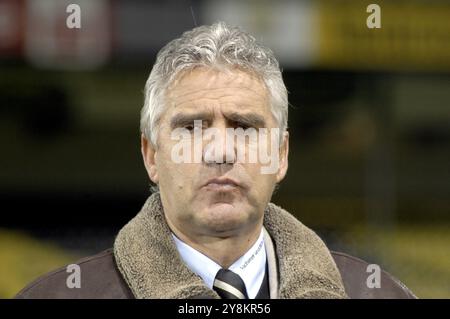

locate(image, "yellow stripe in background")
(0, 229), (78, 299)
(317, 0), (450, 71)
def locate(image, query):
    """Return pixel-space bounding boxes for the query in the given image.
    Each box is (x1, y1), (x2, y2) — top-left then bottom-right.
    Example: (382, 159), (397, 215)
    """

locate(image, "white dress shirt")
(172, 229), (266, 299)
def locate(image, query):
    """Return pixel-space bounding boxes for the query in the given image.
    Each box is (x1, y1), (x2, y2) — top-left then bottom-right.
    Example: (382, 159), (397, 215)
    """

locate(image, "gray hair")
(140, 21), (288, 146)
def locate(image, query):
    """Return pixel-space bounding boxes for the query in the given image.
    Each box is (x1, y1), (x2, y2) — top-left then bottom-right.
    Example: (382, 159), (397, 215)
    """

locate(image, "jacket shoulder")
(331, 251), (417, 299)
(15, 249), (134, 299)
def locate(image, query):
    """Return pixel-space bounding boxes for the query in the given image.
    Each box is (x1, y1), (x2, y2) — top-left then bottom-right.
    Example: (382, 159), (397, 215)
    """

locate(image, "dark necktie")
(213, 269), (248, 299)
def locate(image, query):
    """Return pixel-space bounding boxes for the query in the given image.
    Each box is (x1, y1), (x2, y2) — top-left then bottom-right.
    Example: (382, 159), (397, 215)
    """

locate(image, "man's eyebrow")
(226, 112), (266, 128)
(170, 112), (213, 128)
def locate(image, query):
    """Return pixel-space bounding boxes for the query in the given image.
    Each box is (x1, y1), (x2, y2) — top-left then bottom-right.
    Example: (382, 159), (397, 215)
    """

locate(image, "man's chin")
(199, 203), (248, 233)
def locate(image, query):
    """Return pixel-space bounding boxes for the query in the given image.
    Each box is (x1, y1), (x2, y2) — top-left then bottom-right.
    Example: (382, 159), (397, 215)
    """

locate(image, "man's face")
(142, 67), (288, 239)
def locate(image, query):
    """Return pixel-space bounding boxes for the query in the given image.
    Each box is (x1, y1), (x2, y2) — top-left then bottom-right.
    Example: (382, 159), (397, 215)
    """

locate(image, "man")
(16, 22), (415, 299)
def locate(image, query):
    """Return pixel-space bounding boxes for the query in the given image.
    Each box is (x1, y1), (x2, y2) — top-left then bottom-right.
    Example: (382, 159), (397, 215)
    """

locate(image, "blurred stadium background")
(0, 0), (449, 298)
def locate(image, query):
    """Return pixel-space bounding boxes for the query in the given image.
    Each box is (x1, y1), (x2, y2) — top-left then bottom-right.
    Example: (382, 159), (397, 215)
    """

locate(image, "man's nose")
(203, 125), (236, 164)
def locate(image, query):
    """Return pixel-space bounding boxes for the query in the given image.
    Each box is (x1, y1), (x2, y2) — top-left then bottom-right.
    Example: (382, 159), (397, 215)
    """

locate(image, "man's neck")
(169, 222), (263, 268)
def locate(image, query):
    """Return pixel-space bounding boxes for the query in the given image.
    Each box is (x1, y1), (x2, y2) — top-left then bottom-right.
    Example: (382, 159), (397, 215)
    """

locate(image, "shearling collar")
(113, 193), (347, 299)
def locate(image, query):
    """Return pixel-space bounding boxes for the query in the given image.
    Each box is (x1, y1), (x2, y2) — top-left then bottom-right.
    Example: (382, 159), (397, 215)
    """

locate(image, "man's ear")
(141, 134), (159, 184)
(276, 131), (289, 183)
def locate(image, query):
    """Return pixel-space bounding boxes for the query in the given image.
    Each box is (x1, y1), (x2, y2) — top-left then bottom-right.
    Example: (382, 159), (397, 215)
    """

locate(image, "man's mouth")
(203, 177), (240, 191)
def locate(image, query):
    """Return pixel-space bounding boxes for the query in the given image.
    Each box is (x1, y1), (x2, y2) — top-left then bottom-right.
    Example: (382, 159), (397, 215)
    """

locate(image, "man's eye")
(234, 122), (251, 130)
(183, 122), (206, 131)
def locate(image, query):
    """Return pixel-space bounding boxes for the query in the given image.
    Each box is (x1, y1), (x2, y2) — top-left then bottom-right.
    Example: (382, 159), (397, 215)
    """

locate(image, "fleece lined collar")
(113, 193), (347, 299)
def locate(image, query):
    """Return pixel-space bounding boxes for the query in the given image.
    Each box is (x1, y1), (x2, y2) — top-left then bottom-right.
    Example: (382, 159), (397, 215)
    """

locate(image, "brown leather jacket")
(15, 249), (416, 299)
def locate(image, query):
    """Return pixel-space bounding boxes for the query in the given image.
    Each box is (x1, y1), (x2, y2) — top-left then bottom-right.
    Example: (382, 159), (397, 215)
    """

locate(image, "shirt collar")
(172, 229), (266, 299)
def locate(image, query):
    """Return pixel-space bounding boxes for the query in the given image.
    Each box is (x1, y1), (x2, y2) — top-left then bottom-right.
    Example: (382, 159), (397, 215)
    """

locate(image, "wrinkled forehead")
(165, 67), (270, 112)
(168, 67), (267, 93)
